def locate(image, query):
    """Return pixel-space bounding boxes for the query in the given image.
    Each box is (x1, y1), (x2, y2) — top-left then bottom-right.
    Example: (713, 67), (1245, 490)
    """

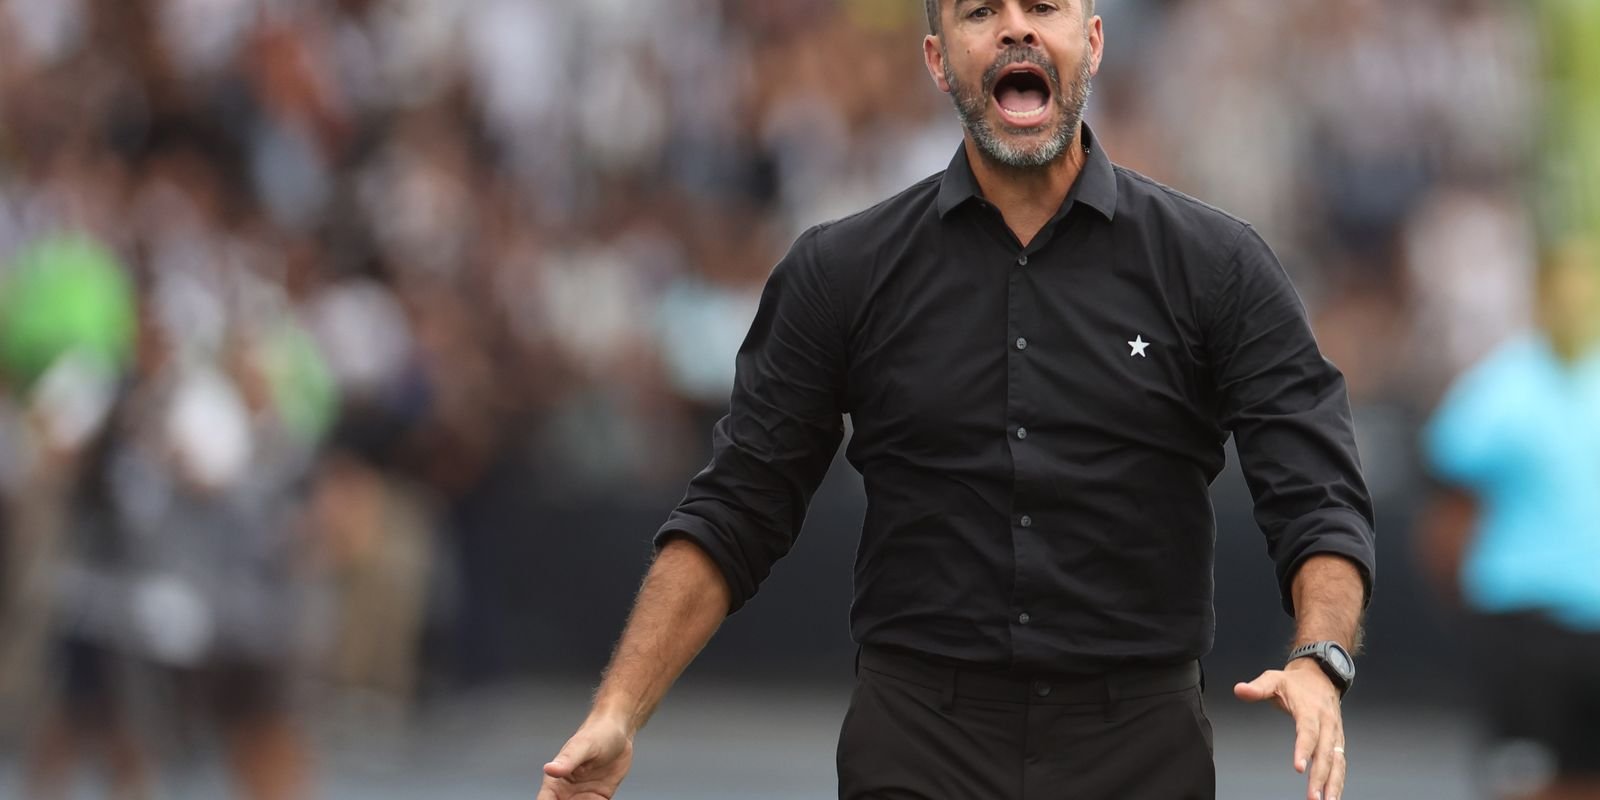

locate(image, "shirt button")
(1018, 612), (1031, 625)
(1033, 681), (1052, 698)
(1017, 255), (1029, 266)
(1015, 337), (1028, 351)
(1020, 515), (1033, 528)
(1016, 427), (1028, 440)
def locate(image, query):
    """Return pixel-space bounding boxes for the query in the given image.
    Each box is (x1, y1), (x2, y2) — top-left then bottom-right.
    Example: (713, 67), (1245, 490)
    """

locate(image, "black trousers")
(837, 646), (1214, 799)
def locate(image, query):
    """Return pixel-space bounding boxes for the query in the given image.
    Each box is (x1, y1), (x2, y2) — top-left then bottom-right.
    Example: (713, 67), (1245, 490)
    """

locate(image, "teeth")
(999, 104), (1048, 120)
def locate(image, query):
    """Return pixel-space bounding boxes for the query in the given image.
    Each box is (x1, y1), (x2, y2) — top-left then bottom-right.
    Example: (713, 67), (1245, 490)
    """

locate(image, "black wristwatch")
(1287, 641), (1355, 696)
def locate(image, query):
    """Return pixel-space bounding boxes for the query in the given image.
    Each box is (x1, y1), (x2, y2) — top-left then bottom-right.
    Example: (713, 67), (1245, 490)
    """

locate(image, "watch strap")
(1287, 641), (1354, 695)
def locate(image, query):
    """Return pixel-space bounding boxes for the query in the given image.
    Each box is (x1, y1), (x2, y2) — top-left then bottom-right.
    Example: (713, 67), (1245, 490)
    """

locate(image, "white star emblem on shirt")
(1128, 335), (1150, 357)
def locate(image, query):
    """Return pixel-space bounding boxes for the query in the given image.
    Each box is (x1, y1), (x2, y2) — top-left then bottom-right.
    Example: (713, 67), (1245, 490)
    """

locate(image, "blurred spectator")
(22, 305), (321, 799)
(1419, 241), (1600, 800)
(308, 447), (435, 726)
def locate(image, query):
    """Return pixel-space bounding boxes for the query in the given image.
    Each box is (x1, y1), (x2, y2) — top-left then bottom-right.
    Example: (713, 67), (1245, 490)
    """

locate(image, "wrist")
(587, 704), (641, 739)
(1286, 640), (1356, 696)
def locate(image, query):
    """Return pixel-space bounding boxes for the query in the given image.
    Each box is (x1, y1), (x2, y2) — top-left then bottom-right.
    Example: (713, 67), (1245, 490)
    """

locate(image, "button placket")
(1006, 241), (1041, 664)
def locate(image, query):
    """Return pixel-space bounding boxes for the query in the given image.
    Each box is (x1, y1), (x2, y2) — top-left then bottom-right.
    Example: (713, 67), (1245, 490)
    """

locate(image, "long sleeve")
(1207, 225), (1377, 615)
(653, 226), (847, 614)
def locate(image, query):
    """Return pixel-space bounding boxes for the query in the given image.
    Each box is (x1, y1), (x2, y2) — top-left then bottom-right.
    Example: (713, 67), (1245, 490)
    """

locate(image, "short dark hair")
(926, 0), (1095, 35)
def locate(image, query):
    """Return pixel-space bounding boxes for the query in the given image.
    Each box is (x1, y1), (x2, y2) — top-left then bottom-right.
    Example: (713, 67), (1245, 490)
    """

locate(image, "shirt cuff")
(1275, 508), (1377, 617)
(654, 515), (753, 615)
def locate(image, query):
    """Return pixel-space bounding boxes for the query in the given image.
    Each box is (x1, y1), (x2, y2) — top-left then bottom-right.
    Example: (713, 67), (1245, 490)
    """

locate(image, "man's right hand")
(535, 538), (730, 798)
(537, 716), (635, 800)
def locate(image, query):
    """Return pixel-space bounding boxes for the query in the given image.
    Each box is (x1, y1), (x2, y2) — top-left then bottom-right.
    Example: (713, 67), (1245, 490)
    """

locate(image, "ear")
(1086, 14), (1104, 77)
(924, 35), (952, 94)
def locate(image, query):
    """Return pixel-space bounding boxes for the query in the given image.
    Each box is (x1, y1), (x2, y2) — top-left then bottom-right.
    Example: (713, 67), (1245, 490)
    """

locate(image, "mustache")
(981, 47), (1063, 99)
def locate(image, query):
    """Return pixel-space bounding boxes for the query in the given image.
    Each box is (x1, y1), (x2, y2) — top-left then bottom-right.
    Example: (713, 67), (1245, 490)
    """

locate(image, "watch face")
(1326, 645), (1353, 677)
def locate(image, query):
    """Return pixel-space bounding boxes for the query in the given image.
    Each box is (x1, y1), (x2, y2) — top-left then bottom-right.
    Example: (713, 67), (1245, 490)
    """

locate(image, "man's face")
(923, 1), (1102, 169)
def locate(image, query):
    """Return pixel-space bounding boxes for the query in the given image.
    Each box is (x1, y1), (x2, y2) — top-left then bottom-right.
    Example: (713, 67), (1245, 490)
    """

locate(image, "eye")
(1032, 3), (1057, 13)
(967, 6), (994, 19)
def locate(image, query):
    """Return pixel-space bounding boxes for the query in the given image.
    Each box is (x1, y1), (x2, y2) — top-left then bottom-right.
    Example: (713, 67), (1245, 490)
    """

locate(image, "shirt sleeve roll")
(654, 226), (847, 614)
(1208, 225), (1378, 616)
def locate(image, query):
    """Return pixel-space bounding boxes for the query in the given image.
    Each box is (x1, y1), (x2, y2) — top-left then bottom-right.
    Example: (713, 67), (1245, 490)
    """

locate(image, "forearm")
(1289, 554), (1366, 652)
(589, 536), (732, 736)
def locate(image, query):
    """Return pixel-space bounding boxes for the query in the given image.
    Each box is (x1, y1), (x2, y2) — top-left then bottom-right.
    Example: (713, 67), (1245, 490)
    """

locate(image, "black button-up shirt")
(656, 125), (1376, 673)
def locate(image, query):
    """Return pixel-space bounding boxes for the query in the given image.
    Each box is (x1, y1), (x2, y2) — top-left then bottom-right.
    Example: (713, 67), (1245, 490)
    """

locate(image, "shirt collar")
(936, 122), (1118, 222)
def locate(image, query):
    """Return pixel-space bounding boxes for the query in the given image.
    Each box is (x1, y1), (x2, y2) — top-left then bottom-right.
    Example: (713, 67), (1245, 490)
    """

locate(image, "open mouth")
(991, 64), (1052, 127)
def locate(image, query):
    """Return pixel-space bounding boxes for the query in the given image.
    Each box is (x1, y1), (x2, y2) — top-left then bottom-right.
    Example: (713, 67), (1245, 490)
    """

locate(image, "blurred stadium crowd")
(0, 0), (1586, 797)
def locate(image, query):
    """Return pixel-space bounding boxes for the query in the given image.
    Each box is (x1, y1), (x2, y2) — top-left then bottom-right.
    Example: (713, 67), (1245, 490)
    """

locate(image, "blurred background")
(0, 0), (1596, 797)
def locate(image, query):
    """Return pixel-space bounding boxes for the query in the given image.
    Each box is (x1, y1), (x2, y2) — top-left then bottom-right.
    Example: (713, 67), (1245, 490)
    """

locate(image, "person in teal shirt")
(1421, 243), (1600, 800)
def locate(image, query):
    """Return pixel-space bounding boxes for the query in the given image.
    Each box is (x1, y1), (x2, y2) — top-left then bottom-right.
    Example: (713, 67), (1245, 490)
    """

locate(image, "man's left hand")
(1234, 659), (1346, 800)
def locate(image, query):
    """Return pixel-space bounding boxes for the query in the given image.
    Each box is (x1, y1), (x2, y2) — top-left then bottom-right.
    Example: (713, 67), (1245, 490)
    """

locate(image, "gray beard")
(945, 46), (1092, 170)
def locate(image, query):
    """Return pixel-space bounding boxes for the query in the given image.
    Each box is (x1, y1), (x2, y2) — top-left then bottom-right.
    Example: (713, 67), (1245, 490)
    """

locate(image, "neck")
(965, 125), (1086, 248)
(1545, 319), (1599, 365)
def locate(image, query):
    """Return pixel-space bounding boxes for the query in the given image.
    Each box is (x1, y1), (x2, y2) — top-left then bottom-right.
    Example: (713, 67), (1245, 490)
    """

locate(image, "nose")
(998, 3), (1038, 47)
